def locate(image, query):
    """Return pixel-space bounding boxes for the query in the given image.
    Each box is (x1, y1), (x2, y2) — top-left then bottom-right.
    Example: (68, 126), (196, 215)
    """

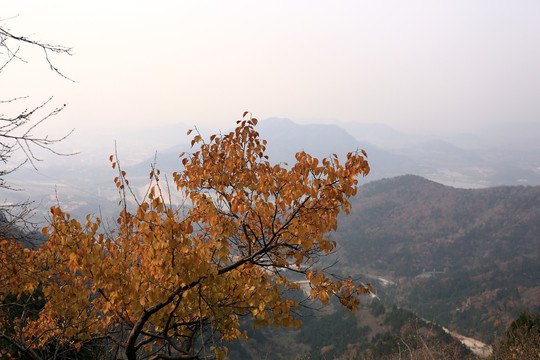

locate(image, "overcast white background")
(2, 1), (540, 155)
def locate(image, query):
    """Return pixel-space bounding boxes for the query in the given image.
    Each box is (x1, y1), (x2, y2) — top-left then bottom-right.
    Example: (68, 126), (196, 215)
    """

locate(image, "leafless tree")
(0, 19), (98, 360)
(0, 19), (73, 236)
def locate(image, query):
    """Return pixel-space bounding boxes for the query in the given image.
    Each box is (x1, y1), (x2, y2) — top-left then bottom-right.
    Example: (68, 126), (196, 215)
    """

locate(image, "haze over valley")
(5, 117), (540, 222)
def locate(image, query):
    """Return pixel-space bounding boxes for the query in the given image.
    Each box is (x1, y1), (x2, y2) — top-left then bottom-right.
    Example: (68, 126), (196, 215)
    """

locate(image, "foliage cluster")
(1, 116), (371, 359)
(489, 311), (540, 360)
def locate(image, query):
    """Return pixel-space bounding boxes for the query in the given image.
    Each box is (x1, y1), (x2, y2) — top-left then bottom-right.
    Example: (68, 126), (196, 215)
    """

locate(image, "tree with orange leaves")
(0, 114), (371, 359)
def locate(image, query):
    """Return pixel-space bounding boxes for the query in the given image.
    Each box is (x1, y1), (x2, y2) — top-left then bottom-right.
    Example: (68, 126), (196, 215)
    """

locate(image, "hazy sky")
(2, 1), (540, 147)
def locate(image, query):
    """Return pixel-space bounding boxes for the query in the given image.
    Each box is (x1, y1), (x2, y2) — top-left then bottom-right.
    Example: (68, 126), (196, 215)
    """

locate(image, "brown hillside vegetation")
(337, 175), (540, 275)
(332, 175), (540, 342)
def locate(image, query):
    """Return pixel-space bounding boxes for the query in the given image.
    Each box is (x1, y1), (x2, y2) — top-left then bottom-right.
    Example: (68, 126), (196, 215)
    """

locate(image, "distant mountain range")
(116, 117), (540, 189)
(3, 117), (540, 222)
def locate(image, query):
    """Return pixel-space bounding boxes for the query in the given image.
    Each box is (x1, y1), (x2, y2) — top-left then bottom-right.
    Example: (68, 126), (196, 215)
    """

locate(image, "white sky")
(2, 0), (540, 145)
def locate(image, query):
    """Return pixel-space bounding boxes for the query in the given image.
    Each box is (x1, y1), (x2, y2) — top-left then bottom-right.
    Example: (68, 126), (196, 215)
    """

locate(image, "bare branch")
(0, 24), (73, 80)
(1, 22), (76, 189)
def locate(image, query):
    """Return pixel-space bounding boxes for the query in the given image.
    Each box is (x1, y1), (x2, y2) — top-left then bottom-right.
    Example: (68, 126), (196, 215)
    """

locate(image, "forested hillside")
(332, 175), (540, 342)
(227, 300), (474, 359)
